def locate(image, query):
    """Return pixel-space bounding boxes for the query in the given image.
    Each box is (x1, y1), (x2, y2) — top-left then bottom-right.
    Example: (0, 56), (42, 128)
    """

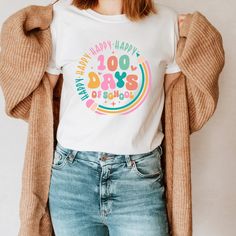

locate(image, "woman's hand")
(178, 14), (187, 33)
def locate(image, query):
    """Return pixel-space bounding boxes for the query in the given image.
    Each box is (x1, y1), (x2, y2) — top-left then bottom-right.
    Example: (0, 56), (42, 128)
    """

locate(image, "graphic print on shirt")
(75, 40), (152, 115)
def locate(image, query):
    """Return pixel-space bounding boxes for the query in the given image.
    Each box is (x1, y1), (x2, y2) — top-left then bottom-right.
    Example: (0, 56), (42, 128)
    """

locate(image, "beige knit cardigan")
(0, 3), (225, 236)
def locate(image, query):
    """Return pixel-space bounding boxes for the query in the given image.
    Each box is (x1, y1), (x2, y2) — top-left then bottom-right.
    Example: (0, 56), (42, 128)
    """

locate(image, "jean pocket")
(51, 149), (68, 170)
(131, 146), (163, 179)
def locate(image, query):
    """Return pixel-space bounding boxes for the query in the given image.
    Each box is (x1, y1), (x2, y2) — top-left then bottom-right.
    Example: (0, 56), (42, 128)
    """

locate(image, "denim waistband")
(55, 141), (163, 165)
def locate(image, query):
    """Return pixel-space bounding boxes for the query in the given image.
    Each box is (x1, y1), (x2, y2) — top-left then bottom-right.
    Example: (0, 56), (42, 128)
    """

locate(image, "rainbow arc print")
(75, 39), (152, 115)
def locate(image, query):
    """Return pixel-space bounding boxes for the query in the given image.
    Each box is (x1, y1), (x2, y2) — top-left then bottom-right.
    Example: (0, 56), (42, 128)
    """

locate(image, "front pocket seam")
(131, 160), (161, 178)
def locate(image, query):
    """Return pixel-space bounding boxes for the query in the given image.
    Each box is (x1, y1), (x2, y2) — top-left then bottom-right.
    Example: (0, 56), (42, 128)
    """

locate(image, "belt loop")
(125, 154), (132, 168)
(73, 150), (78, 157)
(67, 150), (77, 163)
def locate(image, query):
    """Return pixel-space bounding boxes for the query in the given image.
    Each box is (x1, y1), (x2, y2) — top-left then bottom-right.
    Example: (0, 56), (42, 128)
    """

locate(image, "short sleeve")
(46, 7), (62, 75)
(165, 12), (181, 74)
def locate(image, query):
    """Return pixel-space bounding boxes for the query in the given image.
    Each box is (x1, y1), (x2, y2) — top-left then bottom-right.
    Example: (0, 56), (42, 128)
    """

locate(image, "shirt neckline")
(83, 8), (130, 23)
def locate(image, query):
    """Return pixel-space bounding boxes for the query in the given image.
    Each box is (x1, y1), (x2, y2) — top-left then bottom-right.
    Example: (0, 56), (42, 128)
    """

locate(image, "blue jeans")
(49, 141), (170, 236)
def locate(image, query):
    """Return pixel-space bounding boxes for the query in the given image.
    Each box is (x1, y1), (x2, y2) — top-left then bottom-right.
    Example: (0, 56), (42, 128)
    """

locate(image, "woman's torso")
(46, 0), (181, 155)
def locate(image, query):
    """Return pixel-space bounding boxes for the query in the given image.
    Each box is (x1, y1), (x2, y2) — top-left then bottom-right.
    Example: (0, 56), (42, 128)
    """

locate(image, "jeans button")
(100, 154), (108, 161)
(68, 153), (74, 162)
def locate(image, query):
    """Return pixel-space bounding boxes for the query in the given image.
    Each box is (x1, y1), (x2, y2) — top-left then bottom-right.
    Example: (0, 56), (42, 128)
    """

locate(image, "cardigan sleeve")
(0, 5), (53, 122)
(176, 12), (225, 134)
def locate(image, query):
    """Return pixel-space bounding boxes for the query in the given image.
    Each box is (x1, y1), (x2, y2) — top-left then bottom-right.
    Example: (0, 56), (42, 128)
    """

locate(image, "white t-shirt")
(46, 0), (181, 155)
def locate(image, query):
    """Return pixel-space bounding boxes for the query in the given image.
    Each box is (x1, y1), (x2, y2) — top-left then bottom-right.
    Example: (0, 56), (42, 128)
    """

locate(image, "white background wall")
(0, 0), (235, 235)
